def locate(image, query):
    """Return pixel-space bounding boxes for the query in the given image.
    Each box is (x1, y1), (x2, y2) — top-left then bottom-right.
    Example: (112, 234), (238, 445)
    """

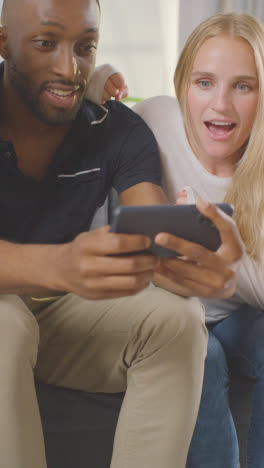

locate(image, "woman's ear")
(0, 26), (8, 60)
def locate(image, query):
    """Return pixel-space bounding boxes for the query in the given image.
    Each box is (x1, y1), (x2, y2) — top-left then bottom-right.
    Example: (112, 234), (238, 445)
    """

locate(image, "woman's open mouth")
(204, 120), (236, 139)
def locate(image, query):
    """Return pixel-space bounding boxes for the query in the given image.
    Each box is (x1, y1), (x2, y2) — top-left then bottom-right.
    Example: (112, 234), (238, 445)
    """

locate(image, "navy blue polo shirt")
(0, 69), (162, 245)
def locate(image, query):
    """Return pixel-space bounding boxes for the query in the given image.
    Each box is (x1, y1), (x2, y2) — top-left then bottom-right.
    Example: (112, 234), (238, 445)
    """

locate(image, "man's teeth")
(47, 88), (79, 97)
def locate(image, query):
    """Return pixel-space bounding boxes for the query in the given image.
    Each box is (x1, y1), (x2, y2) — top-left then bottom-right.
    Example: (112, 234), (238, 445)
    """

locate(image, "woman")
(89, 12), (264, 468)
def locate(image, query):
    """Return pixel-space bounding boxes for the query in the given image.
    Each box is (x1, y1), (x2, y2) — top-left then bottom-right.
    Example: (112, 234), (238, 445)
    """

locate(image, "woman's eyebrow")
(191, 71), (258, 82)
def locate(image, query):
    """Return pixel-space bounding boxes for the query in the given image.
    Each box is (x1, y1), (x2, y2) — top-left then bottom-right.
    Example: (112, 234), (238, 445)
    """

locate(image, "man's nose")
(51, 46), (77, 81)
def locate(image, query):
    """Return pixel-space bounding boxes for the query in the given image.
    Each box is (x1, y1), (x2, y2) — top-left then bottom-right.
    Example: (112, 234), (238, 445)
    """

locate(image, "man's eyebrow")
(40, 20), (66, 30)
(40, 20), (99, 35)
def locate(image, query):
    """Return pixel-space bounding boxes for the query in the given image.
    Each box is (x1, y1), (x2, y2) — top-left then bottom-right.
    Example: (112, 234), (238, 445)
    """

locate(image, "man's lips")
(43, 86), (81, 108)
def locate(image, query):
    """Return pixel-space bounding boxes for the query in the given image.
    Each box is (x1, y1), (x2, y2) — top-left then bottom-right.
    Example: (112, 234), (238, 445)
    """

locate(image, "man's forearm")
(0, 240), (66, 294)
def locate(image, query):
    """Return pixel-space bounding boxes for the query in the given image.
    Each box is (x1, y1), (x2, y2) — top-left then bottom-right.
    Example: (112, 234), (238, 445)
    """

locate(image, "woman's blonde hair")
(174, 12), (264, 260)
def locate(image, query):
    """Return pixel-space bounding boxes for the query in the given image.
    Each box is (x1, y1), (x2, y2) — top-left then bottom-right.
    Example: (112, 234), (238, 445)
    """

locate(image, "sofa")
(35, 194), (255, 468)
(36, 373), (255, 468)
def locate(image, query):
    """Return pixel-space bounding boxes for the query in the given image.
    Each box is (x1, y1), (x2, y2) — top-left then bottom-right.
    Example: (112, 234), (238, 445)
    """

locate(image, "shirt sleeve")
(111, 116), (163, 194)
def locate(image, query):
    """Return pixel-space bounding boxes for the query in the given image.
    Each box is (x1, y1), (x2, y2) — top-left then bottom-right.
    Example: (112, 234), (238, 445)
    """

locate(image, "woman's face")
(187, 35), (259, 176)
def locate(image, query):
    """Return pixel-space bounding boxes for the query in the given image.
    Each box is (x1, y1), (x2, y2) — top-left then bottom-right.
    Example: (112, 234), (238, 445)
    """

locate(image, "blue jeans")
(187, 304), (264, 468)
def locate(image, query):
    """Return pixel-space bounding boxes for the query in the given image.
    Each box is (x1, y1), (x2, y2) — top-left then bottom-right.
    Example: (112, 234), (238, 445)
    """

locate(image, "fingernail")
(155, 234), (168, 246)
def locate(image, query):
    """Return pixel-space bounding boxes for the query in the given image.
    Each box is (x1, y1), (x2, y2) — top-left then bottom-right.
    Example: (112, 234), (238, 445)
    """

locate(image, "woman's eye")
(236, 83), (250, 91)
(198, 80), (211, 88)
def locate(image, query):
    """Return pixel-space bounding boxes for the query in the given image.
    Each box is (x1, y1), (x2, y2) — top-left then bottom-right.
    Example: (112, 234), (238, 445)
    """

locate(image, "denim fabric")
(187, 305), (264, 468)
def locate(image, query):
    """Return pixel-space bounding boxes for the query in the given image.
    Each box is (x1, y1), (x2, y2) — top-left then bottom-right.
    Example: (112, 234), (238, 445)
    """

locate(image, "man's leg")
(0, 295), (46, 468)
(187, 330), (239, 468)
(31, 287), (207, 468)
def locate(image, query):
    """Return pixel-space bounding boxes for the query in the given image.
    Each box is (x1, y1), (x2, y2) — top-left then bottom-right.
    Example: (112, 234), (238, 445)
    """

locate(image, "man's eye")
(78, 44), (97, 54)
(33, 40), (55, 49)
(198, 80), (210, 88)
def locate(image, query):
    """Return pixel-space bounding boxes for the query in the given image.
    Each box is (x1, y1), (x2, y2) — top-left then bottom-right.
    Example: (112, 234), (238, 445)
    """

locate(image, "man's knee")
(129, 287), (207, 360)
(0, 295), (39, 368)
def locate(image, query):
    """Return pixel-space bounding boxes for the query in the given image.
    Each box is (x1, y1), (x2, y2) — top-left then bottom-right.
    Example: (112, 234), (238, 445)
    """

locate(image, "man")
(0, 1), (242, 467)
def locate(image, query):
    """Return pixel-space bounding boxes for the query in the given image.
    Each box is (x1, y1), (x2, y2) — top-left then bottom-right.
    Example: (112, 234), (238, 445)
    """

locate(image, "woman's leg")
(187, 330), (239, 468)
(212, 305), (264, 468)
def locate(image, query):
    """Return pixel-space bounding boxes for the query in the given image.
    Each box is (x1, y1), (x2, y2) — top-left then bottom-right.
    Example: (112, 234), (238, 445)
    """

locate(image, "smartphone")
(110, 204), (234, 258)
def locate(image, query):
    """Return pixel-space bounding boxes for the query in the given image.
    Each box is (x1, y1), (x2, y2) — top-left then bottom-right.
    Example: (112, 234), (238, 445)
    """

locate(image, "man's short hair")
(1, 0), (101, 15)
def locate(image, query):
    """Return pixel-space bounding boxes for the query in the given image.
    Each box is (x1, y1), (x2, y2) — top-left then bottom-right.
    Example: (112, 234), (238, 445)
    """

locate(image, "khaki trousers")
(0, 287), (207, 468)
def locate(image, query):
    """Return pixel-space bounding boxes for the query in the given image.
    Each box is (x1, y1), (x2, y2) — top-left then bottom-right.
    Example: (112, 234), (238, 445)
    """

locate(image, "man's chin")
(35, 106), (81, 127)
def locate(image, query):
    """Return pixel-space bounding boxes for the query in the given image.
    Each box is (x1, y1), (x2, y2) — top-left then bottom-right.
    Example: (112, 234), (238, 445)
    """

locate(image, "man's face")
(5, 0), (100, 126)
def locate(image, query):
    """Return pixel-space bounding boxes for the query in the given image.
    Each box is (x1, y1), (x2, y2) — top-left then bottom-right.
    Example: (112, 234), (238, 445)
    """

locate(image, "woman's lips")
(205, 121), (236, 139)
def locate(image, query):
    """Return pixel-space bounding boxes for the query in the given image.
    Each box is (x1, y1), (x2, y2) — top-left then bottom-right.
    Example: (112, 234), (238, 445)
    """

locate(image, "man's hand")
(102, 72), (129, 103)
(153, 200), (244, 299)
(56, 225), (158, 300)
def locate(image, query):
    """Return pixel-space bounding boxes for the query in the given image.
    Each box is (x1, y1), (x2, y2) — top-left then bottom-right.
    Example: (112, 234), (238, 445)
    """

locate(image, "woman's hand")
(102, 72), (129, 103)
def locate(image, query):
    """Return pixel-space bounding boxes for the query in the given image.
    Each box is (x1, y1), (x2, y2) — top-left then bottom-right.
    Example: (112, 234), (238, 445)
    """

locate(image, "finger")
(78, 229), (153, 256)
(82, 271), (153, 293)
(175, 195), (188, 206)
(157, 263), (236, 299)
(109, 73), (128, 101)
(175, 191), (188, 205)
(155, 202), (243, 268)
(104, 80), (119, 98)
(110, 72), (126, 90)
(154, 232), (227, 271)
(157, 256), (234, 291)
(103, 83), (128, 102)
(196, 200), (244, 262)
(116, 85), (129, 101)
(80, 254), (159, 277)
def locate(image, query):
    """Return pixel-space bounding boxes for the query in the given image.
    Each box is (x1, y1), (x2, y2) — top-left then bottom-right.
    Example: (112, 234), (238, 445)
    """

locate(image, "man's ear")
(0, 26), (8, 60)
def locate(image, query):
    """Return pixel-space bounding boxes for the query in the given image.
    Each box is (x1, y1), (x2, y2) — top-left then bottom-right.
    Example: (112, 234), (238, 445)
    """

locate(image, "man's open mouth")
(45, 86), (80, 100)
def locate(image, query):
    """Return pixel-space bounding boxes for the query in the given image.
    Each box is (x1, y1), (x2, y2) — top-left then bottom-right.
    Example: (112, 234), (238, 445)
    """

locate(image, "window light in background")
(98, 0), (179, 99)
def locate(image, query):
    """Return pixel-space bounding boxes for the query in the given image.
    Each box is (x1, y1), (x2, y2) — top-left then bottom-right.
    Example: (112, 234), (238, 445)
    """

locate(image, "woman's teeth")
(210, 121), (234, 126)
